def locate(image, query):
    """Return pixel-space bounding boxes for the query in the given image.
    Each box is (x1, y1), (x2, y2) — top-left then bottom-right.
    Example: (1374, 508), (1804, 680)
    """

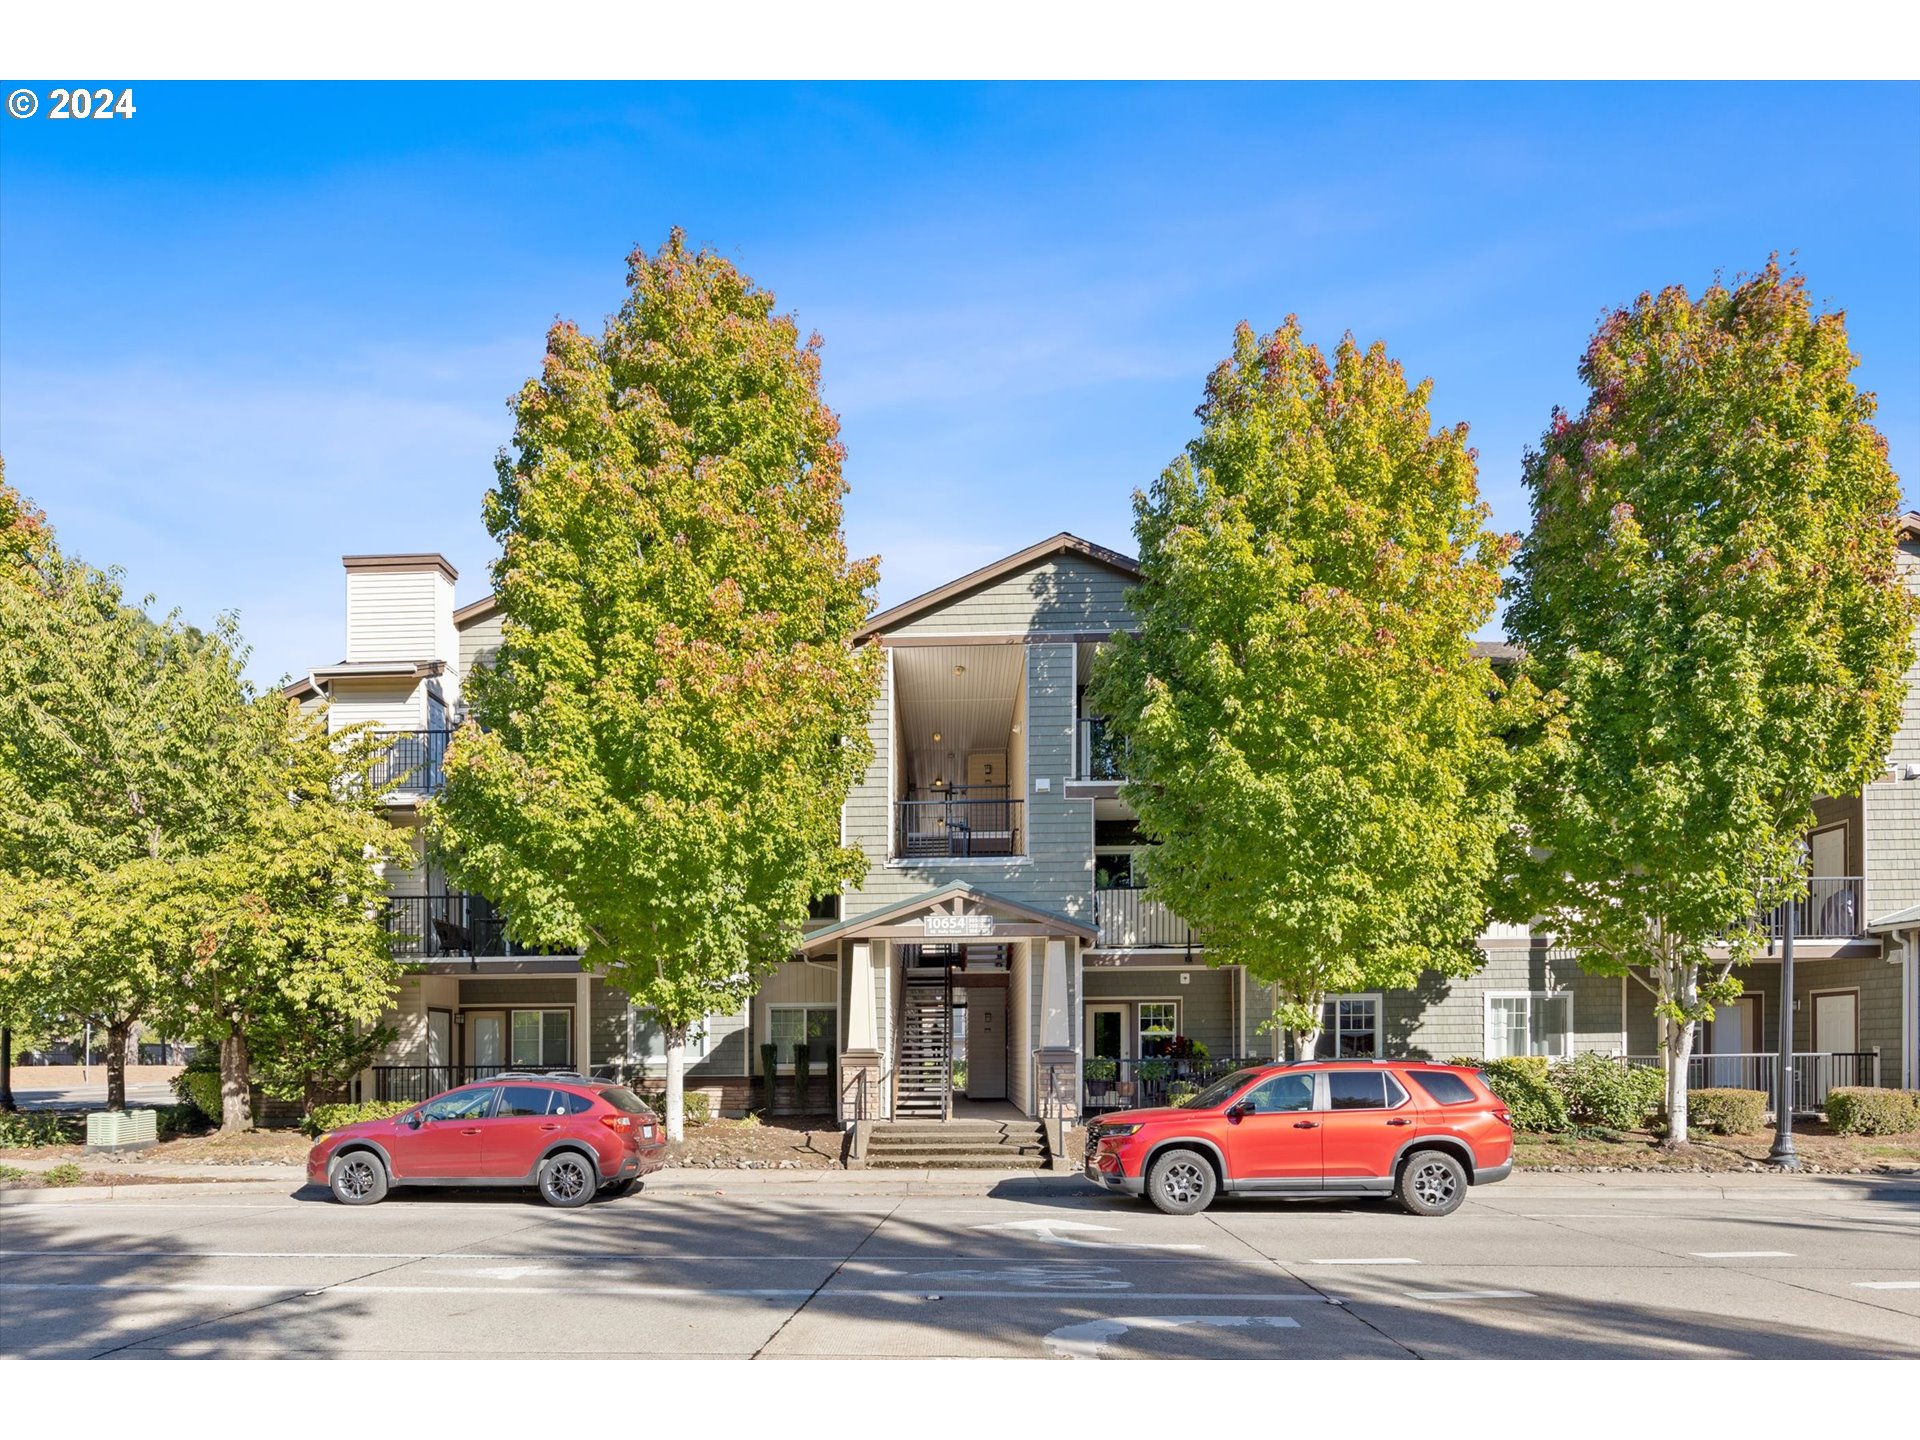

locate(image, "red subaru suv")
(307, 1073), (667, 1209)
(1084, 1060), (1512, 1216)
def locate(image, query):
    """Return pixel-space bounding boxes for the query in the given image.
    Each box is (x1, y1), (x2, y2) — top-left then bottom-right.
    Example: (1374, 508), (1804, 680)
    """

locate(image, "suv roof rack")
(488, 1070), (587, 1082)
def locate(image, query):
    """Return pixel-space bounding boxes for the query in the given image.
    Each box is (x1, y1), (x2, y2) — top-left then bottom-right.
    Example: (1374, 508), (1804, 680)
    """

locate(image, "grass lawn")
(1514, 1121), (1920, 1173)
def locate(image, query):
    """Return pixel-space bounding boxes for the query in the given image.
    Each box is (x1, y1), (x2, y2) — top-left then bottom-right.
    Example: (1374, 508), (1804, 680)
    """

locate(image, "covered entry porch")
(799, 883), (1094, 1125)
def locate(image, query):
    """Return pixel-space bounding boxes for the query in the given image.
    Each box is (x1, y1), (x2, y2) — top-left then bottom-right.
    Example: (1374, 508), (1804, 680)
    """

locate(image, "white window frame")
(632, 1007), (712, 1063)
(768, 1003), (838, 1073)
(508, 1008), (573, 1068)
(1316, 993), (1383, 1059)
(1484, 991), (1574, 1059)
(1136, 1000), (1181, 1056)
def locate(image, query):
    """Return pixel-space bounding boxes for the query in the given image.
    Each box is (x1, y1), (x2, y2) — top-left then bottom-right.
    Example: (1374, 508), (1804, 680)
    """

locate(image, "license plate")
(641, 1125), (655, 1139)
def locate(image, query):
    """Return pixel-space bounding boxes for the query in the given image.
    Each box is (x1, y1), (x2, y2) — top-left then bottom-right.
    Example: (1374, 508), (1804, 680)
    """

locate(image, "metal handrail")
(1616, 1050), (1880, 1114)
(1081, 1055), (1252, 1114)
(1092, 887), (1192, 948)
(370, 728), (452, 794)
(897, 796), (1022, 857)
(382, 893), (576, 959)
(1756, 877), (1865, 939)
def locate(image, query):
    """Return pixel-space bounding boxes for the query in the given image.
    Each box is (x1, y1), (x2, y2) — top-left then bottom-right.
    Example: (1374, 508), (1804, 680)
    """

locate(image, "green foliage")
(427, 232), (882, 1143)
(1503, 262), (1916, 1144)
(0, 1111), (83, 1148)
(154, 1103), (206, 1140)
(1168, 1081), (1201, 1106)
(637, 1088), (711, 1126)
(1688, 1089), (1768, 1135)
(1551, 1053), (1665, 1130)
(793, 1041), (812, 1101)
(1452, 1055), (1571, 1134)
(1084, 1056), (1117, 1082)
(41, 1162), (85, 1187)
(0, 1163), (25, 1181)
(759, 1043), (779, 1112)
(1089, 319), (1517, 1045)
(0, 458), (52, 575)
(304, 1100), (413, 1137)
(172, 1063), (222, 1122)
(1825, 1087), (1920, 1136)
(254, 1015), (397, 1112)
(1136, 1057), (1171, 1085)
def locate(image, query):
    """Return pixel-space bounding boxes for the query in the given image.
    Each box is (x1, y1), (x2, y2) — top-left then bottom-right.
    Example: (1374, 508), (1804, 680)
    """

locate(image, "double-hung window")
(1137, 1002), (1178, 1057)
(1485, 992), (1572, 1058)
(769, 1006), (836, 1070)
(509, 1009), (572, 1067)
(633, 1009), (712, 1063)
(1314, 995), (1381, 1059)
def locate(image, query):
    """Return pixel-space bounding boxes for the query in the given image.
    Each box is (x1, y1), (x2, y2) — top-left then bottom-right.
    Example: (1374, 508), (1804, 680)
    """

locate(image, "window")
(549, 1089), (594, 1116)
(1327, 1070), (1408, 1110)
(1485, 993), (1572, 1059)
(497, 1085), (554, 1117)
(1240, 1073), (1315, 1113)
(1137, 1002), (1178, 1057)
(510, 1009), (572, 1067)
(1315, 995), (1381, 1059)
(420, 1088), (495, 1122)
(770, 1005), (836, 1069)
(1094, 851), (1137, 889)
(1409, 1070), (1477, 1105)
(807, 892), (841, 922)
(633, 1009), (711, 1062)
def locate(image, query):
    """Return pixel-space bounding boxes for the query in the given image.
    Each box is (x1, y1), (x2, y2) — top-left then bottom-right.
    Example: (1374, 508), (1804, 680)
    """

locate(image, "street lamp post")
(1768, 877), (1801, 1170)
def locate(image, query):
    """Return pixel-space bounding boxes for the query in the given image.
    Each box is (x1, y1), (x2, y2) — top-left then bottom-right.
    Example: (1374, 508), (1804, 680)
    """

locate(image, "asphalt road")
(5, 1174), (1920, 1358)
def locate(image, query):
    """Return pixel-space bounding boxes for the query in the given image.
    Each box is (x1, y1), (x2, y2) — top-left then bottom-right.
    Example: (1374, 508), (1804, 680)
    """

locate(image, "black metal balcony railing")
(1093, 886), (1193, 948)
(1076, 717), (1125, 781)
(898, 793), (1022, 858)
(1757, 876), (1865, 940)
(383, 893), (576, 959)
(1082, 1055), (1252, 1115)
(370, 1063), (581, 1105)
(1618, 1050), (1879, 1115)
(370, 728), (452, 794)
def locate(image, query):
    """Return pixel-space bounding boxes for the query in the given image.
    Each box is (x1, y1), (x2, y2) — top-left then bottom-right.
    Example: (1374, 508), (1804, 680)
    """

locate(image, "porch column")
(575, 971), (593, 1074)
(840, 941), (883, 1130)
(1034, 937), (1078, 1123)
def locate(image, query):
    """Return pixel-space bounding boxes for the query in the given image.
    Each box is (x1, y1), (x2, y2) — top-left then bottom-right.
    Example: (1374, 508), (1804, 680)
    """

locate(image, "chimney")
(342, 553), (461, 704)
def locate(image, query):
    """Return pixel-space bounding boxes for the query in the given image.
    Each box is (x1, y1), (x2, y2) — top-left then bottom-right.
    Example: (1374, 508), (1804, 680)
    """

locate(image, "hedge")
(0, 1111), (83, 1148)
(1551, 1052), (1666, 1130)
(1825, 1087), (1920, 1136)
(1451, 1055), (1571, 1133)
(1689, 1088), (1768, 1135)
(304, 1100), (414, 1137)
(172, 1068), (222, 1122)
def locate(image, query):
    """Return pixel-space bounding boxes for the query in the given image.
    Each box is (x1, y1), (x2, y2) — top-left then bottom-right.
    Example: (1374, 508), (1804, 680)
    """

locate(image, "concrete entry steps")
(865, 1119), (1050, 1169)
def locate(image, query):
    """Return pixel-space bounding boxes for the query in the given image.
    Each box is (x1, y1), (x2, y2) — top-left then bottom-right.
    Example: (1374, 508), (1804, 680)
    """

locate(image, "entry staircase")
(895, 976), (952, 1119)
(865, 1119), (1050, 1169)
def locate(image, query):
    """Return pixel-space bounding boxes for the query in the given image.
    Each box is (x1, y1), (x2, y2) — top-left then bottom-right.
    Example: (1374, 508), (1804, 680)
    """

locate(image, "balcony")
(1082, 1055), (1251, 1115)
(897, 790), (1022, 858)
(370, 1063), (582, 1104)
(1093, 886), (1192, 949)
(370, 727), (452, 795)
(1076, 717), (1125, 781)
(1758, 876), (1864, 940)
(383, 893), (576, 960)
(1618, 1050), (1879, 1115)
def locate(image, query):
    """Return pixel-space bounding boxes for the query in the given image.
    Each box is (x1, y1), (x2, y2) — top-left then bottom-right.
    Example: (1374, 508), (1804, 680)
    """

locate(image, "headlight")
(1096, 1123), (1142, 1138)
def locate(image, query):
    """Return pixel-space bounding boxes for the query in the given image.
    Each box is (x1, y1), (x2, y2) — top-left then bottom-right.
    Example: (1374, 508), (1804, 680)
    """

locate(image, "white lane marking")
(0, 1281), (1329, 1302)
(1305, 1257), (1421, 1265)
(1046, 1314), (1299, 1359)
(1691, 1251), (1796, 1258)
(1404, 1289), (1536, 1300)
(909, 1264), (1132, 1290)
(0, 1250), (858, 1263)
(1854, 1281), (1920, 1290)
(972, 1219), (1203, 1252)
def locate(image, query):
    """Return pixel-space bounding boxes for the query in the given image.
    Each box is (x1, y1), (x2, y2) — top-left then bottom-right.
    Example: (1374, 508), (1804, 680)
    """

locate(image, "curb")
(0, 1179), (300, 1205)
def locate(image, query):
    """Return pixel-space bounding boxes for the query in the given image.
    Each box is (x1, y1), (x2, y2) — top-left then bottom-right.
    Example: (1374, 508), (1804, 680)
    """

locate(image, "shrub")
(1825, 1087), (1920, 1136)
(637, 1089), (711, 1126)
(155, 1104), (208, 1140)
(793, 1042), (812, 1103)
(1451, 1055), (1571, 1133)
(1085, 1056), (1117, 1082)
(1689, 1088), (1768, 1135)
(1137, 1057), (1171, 1084)
(1551, 1053), (1666, 1130)
(0, 1162), (26, 1181)
(42, 1162), (86, 1187)
(0, 1111), (83, 1148)
(759, 1043), (779, 1112)
(172, 1065), (222, 1122)
(303, 1100), (414, 1138)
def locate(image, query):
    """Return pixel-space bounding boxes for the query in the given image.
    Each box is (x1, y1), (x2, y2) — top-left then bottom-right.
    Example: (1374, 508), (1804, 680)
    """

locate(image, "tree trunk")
(0, 1027), (14, 1112)
(105, 1020), (131, 1111)
(1662, 1014), (1696, 1148)
(219, 1028), (255, 1134)
(663, 1026), (687, 1143)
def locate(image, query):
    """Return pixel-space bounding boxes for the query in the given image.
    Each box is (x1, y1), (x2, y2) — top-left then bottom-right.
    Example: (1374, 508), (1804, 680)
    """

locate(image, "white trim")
(885, 646), (898, 861)
(1317, 992), (1384, 1059)
(1808, 986), (1861, 1054)
(1483, 990), (1575, 1059)
(764, 1002), (839, 1075)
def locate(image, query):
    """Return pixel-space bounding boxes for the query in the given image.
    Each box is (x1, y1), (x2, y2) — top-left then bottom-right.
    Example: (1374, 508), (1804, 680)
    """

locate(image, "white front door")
(468, 1011), (506, 1071)
(1086, 1005), (1128, 1060)
(1814, 992), (1858, 1054)
(1706, 996), (1759, 1089)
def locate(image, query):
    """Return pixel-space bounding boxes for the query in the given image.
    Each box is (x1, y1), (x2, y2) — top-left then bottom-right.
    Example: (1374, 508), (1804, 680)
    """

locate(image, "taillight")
(600, 1114), (633, 1131)
(1491, 1109), (1512, 1127)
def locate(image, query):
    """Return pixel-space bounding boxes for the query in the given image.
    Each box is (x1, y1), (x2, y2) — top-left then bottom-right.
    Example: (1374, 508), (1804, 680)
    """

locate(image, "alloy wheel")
(1161, 1160), (1206, 1205)
(337, 1158), (375, 1198)
(548, 1158), (588, 1200)
(1412, 1160), (1458, 1208)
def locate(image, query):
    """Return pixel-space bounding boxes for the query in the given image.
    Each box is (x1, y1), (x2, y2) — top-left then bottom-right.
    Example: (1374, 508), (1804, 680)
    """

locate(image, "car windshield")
(598, 1086), (652, 1115)
(1179, 1069), (1263, 1109)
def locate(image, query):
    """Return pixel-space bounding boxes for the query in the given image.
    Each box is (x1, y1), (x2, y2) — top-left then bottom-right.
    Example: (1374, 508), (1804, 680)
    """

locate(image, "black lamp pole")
(1768, 878), (1801, 1170)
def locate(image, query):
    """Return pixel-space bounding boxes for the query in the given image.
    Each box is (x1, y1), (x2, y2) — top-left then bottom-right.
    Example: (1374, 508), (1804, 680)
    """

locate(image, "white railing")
(1619, 1050), (1879, 1113)
(1093, 888), (1192, 948)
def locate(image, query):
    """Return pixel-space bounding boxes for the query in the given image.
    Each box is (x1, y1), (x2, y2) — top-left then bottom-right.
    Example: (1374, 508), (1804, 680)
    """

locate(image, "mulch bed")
(1515, 1121), (1920, 1174)
(662, 1116), (842, 1169)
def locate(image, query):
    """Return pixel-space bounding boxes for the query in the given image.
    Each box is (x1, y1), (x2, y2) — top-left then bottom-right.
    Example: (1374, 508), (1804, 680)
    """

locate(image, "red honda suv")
(307, 1073), (667, 1209)
(1084, 1060), (1512, 1216)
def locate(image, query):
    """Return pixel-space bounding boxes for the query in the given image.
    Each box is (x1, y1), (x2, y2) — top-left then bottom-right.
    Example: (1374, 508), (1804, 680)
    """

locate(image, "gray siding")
(1724, 952), (1903, 1083)
(1083, 966), (1238, 1058)
(459, 608), (505, 688)
(888, 554), (1137, 637)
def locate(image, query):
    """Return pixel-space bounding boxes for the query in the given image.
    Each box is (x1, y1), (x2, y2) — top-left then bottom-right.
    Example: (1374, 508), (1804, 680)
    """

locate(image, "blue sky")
(3, 82), (1916, 684)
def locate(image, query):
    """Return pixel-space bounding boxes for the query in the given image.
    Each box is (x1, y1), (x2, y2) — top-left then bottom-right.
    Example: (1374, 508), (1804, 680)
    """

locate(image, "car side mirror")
(1227, 1100), (1253, 1121)
(406, 1112), (424, 1129)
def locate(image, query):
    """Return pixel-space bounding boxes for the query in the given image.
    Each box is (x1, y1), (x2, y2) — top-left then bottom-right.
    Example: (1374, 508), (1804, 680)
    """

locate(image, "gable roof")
(856, 532), (1139, 642)
(799, 881), (1097, 953)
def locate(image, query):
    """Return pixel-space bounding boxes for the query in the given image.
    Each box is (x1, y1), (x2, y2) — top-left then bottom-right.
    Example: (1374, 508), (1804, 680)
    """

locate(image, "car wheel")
(600, 1177), (642, 1200)
(1145, 1148), (1217, 1216)
(328, 1150), (388, 1206)
(539, 1151), (597, 1208)
(1397, 1149), (1467, 1217)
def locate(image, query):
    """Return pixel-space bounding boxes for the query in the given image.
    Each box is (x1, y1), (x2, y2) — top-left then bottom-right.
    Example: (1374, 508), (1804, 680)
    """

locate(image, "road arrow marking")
(972, 1219), (1203, 1251)
(1045, 1314), (1299, 1359)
